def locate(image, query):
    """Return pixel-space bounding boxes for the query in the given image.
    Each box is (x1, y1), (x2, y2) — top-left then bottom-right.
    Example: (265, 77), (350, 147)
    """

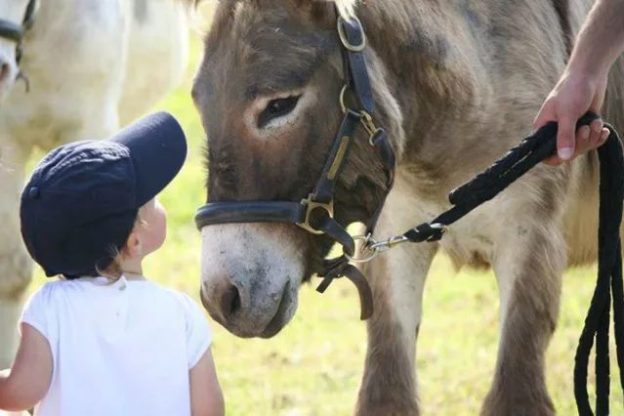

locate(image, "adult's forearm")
(568, 0), (624, 75)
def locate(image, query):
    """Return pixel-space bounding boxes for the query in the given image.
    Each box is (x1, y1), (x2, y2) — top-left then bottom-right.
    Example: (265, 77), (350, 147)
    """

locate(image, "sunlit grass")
(26, 35), (623, 415)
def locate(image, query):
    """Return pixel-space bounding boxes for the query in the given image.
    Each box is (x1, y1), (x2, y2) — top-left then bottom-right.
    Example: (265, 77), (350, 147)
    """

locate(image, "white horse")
(0, 0), (189, 368)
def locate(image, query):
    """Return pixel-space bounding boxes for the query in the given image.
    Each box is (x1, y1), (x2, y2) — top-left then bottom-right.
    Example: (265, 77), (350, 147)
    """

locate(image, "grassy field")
(26, 35), (623, 415)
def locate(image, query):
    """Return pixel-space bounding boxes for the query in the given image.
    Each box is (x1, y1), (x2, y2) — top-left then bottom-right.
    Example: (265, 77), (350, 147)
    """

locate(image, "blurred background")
(23, 9), (621, 416)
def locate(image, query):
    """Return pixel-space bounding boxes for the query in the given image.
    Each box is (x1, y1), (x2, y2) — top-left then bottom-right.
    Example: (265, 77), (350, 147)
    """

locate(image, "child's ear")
(123, 231), (142, 258)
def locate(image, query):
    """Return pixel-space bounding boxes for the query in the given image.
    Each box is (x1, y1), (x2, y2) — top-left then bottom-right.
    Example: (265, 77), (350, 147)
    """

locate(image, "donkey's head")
(0, 0), (35, 102)
(193, 0), (404, 337)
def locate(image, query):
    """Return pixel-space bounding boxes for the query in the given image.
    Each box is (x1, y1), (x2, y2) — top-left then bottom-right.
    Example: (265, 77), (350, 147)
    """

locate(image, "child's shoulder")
(28, 279), (71, 300)
(32, 277), (101, 295)
(22, 279), (77, 319)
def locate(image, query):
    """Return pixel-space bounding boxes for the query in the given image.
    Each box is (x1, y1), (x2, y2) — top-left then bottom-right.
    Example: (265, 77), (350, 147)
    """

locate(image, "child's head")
(100, 198), (168, 279)
(20, 112), (187, 279)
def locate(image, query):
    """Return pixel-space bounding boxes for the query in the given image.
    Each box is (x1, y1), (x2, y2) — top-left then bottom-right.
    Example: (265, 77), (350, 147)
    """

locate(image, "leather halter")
(0, 0), (38, 66)
(194, 13), (395, 319)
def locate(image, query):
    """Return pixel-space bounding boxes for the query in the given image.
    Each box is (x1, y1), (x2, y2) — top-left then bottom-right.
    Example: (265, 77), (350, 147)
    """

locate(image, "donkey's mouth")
(260, 281), (292, 338)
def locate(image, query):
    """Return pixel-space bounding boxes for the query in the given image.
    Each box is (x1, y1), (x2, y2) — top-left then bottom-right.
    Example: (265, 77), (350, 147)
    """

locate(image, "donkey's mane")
(182, 0), (357, 17)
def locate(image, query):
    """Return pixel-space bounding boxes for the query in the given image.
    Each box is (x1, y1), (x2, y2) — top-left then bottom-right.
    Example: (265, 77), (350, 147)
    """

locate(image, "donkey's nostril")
(220, 283), (241, 320)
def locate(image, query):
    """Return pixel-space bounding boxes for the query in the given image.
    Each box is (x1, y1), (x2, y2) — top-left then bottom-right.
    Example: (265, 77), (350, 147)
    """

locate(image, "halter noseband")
(194, 12), (395, 319)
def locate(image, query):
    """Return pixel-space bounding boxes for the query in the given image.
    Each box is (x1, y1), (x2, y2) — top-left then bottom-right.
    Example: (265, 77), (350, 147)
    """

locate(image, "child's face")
(137, 198), (167, 256)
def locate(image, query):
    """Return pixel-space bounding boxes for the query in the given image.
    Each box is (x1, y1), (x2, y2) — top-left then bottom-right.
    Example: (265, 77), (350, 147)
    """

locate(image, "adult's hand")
(533, 69), (610, 165)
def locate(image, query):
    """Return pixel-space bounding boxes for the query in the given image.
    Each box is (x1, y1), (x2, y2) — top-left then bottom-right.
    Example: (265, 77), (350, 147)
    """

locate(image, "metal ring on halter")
(345, 235), (379, 263)
(359, 111), (375, 133)
(337, 15), (366, 52)
(339, 87), (382, 145)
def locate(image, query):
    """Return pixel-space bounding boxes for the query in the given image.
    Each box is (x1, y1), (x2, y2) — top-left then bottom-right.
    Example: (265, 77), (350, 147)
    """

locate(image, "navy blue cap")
(20, 112), (187, 278)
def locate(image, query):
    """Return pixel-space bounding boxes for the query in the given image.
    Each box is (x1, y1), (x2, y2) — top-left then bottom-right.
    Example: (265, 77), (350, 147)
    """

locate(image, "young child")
(0, 112), (224, 416)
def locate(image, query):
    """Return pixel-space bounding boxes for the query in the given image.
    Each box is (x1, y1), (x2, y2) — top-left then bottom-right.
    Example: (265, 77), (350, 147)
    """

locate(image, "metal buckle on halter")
(297, 194), (334, 235)
(339, 85), (382, 145)
(359, 110), (384, 145)
(337, 15), (366, 52)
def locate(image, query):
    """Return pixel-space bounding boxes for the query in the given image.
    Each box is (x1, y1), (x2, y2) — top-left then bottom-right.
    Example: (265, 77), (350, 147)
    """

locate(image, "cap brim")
(110, 112), (187, 206)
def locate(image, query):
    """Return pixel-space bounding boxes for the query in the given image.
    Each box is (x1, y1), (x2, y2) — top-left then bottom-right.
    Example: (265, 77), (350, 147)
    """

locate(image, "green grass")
(27, 36), (623, 415)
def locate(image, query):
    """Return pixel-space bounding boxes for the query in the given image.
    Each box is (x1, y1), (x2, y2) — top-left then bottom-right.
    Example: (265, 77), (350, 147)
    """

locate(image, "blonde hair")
(96, 250), (123, 282)
(96, 213), (147, 282)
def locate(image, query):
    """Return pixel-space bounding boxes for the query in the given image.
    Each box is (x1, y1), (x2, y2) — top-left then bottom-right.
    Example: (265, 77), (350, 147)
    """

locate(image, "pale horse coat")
(0, 0), (189, 368)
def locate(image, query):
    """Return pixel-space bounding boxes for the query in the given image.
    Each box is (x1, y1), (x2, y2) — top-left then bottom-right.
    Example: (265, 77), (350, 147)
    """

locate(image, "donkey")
(192, 0), (624, 414)
(0, 0), (188, 368)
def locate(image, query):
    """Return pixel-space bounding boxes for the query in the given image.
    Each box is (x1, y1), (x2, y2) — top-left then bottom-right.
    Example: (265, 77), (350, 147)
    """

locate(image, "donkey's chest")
(438, 214), (497, 269)
(381, 174), (506, 270)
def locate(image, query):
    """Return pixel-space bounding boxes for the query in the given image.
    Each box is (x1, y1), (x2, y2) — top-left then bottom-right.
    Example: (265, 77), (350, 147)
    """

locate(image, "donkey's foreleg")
(0, 140), (31, 369)
(354, 185), (438, 416)
(482, 222), (565, 416)
(355, 242), (436, 416)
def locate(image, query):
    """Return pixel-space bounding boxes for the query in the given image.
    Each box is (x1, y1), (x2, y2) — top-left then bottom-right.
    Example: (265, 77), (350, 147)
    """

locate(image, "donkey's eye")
(258, 95), (301, 128)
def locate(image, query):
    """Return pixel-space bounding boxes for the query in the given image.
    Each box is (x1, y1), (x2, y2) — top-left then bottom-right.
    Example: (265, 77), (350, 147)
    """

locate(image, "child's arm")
(0, 324), (52, 411)
(190, 348), (224, 416)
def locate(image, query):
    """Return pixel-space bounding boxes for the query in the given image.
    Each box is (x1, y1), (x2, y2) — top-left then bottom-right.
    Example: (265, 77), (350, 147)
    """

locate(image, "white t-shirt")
(20, 276), (212, 416)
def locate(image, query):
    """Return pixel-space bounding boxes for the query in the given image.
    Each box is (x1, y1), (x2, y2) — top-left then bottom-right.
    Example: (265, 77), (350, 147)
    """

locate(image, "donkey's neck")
(359, 0), (492, 124)
(353, 0), (573, 196)
(354, 1), (497, 192)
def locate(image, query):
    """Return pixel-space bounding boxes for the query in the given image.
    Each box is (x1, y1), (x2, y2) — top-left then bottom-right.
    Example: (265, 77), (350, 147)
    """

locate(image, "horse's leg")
(355, 183), (438, 416)
(482, 214), (565, 415)
(0, 138), (31, 369)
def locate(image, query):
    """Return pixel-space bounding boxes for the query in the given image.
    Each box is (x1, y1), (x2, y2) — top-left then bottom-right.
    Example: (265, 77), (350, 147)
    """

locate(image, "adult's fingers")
(544, 122), (608, 166)
(544, 127), (589, 165)
(574, 125), (592, 155)
(587, 118), (605, 149)
(556, 116), (576, 160)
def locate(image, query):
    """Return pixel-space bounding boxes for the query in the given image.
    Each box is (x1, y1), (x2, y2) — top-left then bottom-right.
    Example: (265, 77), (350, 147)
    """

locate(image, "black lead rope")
(390, 112), (623, 415)
(573, 118), (624, 416)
